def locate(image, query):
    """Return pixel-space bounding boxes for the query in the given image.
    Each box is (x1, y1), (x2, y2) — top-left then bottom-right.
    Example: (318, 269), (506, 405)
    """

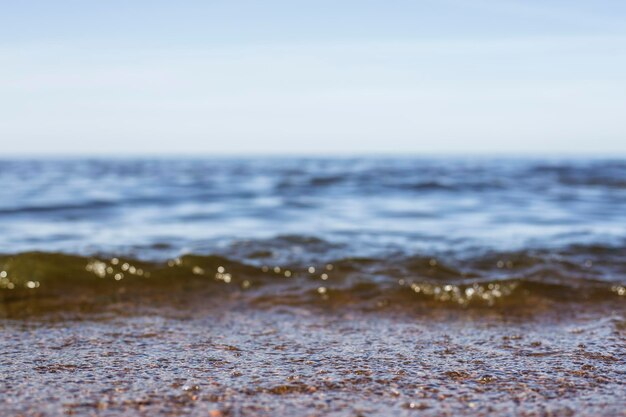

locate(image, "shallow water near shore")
(0, 158), (624, 415)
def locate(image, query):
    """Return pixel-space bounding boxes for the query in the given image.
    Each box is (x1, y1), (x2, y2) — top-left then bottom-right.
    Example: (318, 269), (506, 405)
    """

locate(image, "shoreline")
(2, 305), (624, 416)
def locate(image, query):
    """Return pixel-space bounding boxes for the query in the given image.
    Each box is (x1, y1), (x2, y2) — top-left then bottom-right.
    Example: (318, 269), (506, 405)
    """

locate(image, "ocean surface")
(1, 157), (625, 312)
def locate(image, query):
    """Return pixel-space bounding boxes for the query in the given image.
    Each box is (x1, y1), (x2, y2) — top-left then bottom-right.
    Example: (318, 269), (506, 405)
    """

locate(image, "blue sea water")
(0, 157), (625, 305)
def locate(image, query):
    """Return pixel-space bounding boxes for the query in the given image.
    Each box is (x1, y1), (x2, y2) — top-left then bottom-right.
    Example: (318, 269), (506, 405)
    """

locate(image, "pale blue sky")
(1, 1), (625, 155)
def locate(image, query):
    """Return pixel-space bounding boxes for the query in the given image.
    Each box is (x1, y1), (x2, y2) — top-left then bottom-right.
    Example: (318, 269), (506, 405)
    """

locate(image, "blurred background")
(1, 0), (625, 156)
(1, 1), (625, 304)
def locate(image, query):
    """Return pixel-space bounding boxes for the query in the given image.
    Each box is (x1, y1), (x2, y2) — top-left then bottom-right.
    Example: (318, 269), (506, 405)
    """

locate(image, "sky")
(1, 0), (625, 155)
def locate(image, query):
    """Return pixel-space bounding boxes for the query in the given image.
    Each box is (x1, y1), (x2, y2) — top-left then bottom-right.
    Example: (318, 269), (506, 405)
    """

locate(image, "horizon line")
(2, 151), (625, 160)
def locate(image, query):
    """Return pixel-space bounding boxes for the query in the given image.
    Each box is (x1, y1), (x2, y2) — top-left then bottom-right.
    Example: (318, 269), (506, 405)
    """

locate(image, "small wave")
(1, 248), (624, 316)
(0, 201), (115, 215)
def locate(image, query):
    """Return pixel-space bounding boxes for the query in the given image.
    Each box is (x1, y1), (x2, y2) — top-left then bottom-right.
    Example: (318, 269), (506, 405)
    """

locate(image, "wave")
(1, 248), (624, 316)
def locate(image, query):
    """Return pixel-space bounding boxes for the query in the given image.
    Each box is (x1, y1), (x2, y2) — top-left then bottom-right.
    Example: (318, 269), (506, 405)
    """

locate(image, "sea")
(1, 157), (624, 309)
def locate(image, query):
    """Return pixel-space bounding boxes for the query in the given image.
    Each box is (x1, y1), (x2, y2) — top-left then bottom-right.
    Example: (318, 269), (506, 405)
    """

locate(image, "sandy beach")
(2, 297), (624, 417)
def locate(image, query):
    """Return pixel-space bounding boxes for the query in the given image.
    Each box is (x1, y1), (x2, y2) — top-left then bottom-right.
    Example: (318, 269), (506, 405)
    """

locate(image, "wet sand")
(1, 304), (624, 417)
